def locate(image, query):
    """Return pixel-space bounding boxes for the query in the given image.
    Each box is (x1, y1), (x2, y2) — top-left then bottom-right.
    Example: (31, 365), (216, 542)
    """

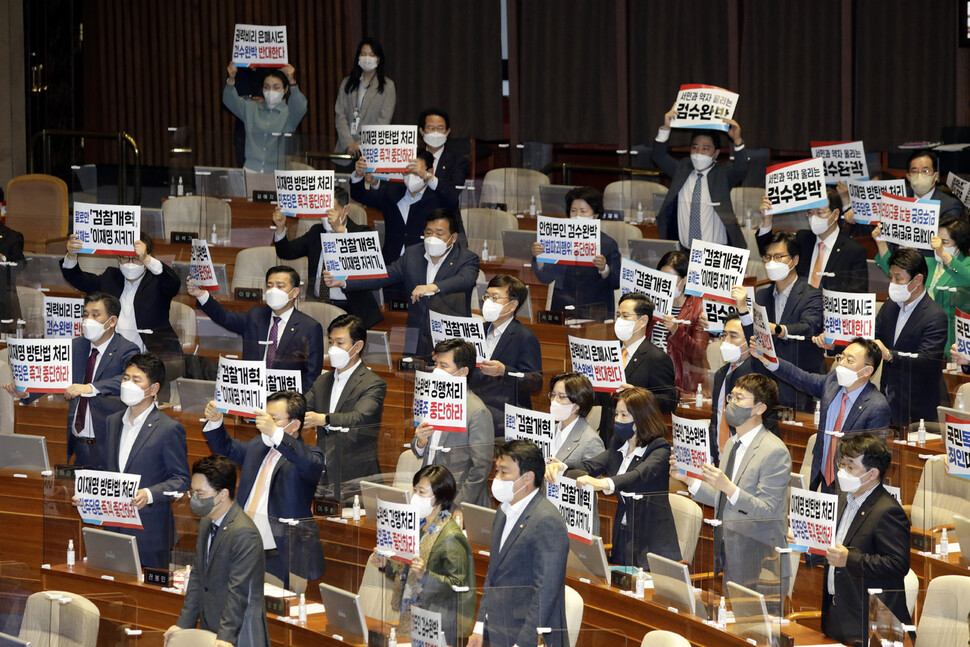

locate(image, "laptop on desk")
(318, 583), (368, 642)
(647, 552), (710, 618)
(460, 502), (496, 548)
(82, 527), (143, 581)
(0, 435), (50, 472)
(501, 230), (537, 262)
(358, 481), (410, 520)
(566, 535), (611, 586)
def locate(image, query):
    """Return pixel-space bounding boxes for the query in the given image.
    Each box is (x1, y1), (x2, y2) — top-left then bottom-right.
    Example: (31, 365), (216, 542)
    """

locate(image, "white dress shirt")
(893, 289), (926, 345)
(605, 440), (648, 500)
(424, 245), (453, 284)
(329, 360), (362, 414)
(807, 227), (839, 283)
(689, 423), (764, 506)
(484, 318), (513, 359)
(827, 484), (879, 594)
(773, 278), (796, 325)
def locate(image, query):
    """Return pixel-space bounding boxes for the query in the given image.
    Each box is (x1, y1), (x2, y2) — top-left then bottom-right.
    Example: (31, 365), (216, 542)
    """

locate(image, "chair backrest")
(77, 255), (117, 275)
(910, 455), (970, 529)
(640, 629), (691, 647)
(706, 338), (724, 374)
(904, 568), (919, 618)
(914, 575), (970, 647)
(545, 279), (555, 311)
(481, 168), (550, 213)
(564, 585), (584, 647)
(602, 180), (668, 215)
(299, 302), (348, 357)
(19, 590), (100, 647)
(5, 174), (70, 251)
(730, 187), (768, 222)
(668, 493), (703, 563)
(799, 434), (817, 483)
(169, 301), (197, 350)
(15, 285), (45, 338)
(230, 247), (307, 293)
(585, 406), (601, 433)
(955, 383), (970, 408)
(357, 560), (400, 625)
(162, 196), (232, 241)
(167, 629), (218, 647)
(599, 221), (643, 256)
(462, 208), (519, 256)
(392, 449), (423, 491)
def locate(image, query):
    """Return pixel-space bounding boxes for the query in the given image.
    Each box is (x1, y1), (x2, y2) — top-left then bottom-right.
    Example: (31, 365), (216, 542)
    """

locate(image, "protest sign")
(266, 368), (301, 395)
(765, 158), (827, 215)
(751, 303), (778, 364)
(413, 370), (467, 433)
(73, 202), (140, 256)
(411, 606), (445, 647)
(375, 498), (419, 563)
(879, 193), (939, 251)
(429, 311), (487, 365)
(955, 309), (970, 360)
(504, 404), (558, 460)
(944, 412), (970, 480)
(568, 336), (624, 392)
(8, 338), (72, 393)
(359, 125), (418, 173)
(810, 141), (869, 184)
(44, 296), (83, 338)
(946, 172), (970, 210)
(669, 84), (738, 132)
(703, 286), (754, 333)
(275, 170), (334, 217)
(231, 24), (288, 67)
(535, 215), (600, 266)
(74, 469), (143, 529)
(789, 488), (839, 555)
(189, 239), (219, 291)
(321, 231), (387, 280)
(619, 257), (675, 319)
(546, 475), (594, 544)
(846, 179), (907, 225)
(822, 290), (875, 346)
(685, 240), (749, 305)
(214, 357), (265, 417)
(671, 414), (712, 479)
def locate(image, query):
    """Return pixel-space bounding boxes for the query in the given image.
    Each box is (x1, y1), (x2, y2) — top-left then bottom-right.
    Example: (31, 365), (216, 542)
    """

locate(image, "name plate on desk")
(252, 190), (277, 203)
(313, 499), (340, 517)
(398, 357), (428, 372)
(143, 567), (171, 588)
(170, 231), (198, 245)
(601, 210), (624, 222)
(265, 595), (291, 616)
(54, 464), (79, 480)
(538, 310), (565, 325)
(389, 298), (410, 312)
(234, 287), (262, 302)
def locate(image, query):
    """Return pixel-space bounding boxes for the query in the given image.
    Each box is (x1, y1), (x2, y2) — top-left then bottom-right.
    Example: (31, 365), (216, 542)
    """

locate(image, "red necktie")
(73, 348), (99, 435)
(824, 392), (849, 486)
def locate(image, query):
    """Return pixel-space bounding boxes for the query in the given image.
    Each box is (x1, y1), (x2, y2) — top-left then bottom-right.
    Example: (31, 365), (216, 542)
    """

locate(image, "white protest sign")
(685, 240), (749, 305)
(231, 24), (288, 67)
(321, 231), (387, 280)
(789, 487), (839, 555)
(412, 370), (467, 433)
(546, 475), (594, 544)
(359, 125), (419, 173)
(411, 606), (445, 647)
(751, 303), (778, 365)
(375, 498), (419, 563)
(429, 311), (487, 365)
(8, 338), (72, 393)
(504, 404), (558, 461)
(944, 412), (970, 480)
(44, 296), (83, 338)
(266, 368), (301, 395)
(74, 469), (143, 529)
(822, 290), (875, 346)
(765, 158), (827, 216)
(846, 179), (908, 225)
(72, 202), (140, 256)
(189, 239), (219, 291)
(619, 257), (675, 319)
(568, 336), (624, 393)
(671, 414), (712, 479)
(955, 309), (970, 360)
(214, 357), (266, 418)
(703, 286), (754, 333)
(275, 170), (334, 217)
(946, 172), (970, 210)
(879, 193), (939, 251)
(883, 484), (902, 506)
(669, 84), (738, 132)
(535, 215), (600, 266)
(810, 141), (870, 184)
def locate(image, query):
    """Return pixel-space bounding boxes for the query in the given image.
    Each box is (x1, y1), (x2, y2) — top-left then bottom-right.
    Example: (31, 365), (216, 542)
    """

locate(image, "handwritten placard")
(231, 24), (288, 67)
(619, 257), (675, 319)
(429, 311), (487, 365)
(944, 411), (970, 480)
(412, 370), (467, 433)
(275, 170), (334, 217)
(568, 336), (624, 393)
(189, 239), (219, 291)
(685, 240), (749, 305)
(214, 357), (266, 418)
(765, 159), (827, 216)
(945, 172), (970, 210)
(8, 338), (72, 393)
(669, 84), (738, 132)
(44, 296), (83, 338)
(546, 474), (594, 544)
(504, 404), (558, 461)
(375, 498), (419, 563)
(671, 414), (712, 479)
(846, 179), (907, 225)
(359, 125), (419, 173)
(74, 469), (143, 529)
(789, 487), (838, 555)
(321, 231), (387, 280)
(536, 215), (600, 266)
(810, 141), (869, 184)
(822, 290), (875, 346)
(751, 303), (778, 364)
(879, 193), (939, 251)
(73, 202), (140, 256)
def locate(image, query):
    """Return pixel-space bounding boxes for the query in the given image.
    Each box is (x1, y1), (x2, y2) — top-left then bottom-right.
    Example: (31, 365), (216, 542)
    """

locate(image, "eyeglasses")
(907, 168), (934, 176)
(762, 253), (791, 262)
(726, 392), (753, 404)
(482, 294), (510, 303)
(547, 392), (571, 404)
(835, 353), (864, 367)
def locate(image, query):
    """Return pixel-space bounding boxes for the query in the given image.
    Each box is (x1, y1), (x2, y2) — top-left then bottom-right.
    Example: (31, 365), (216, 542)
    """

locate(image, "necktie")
(717, 364), (738, 454)
(810, 242), (825, 288)
(621, 346), (628, 368)
(688, 172), (703, 248)
(245, 448), (279, 517)
(824, 392), (850, 486)
(206, 521), (219, 563)
(73, 348), (99, 436)
(265, 316), (281, 368)
(713, 439), (739, 560)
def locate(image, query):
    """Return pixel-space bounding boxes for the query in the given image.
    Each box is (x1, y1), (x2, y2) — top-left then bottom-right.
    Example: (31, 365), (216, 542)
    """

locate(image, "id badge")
(350, 117), (360, 136)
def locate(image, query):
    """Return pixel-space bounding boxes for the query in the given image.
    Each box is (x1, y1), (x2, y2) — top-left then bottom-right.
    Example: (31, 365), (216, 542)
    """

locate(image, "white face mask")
(887, 280), (913, 304)
(809, 215), (831, 236)
(265, 287), (292, 311)
(120, 381), (148, 406)
(720, 341), (742, 363)
(329, 344), (356, 370)
(424, 236), (449, 257)
(120, 263), (145, 280)
(764, 260), (791, 282)
(690, 153), (714, 172)
(82, 318), (107, 342)
(358, 55), (379, 72)
(404, 174), (426, 194)
(614, 317), (639, 342)
(411, 493), (436, 519)
(322, 218), (333, 233)
(491, 474), (523, 504)
(263, 90), (284, 108)
(837, 467), (872, 494)
(423, 132), (447, 148)
(835, 364), (864, 388)
(482, 299), (506, 323)
(936, 246), (958, 263)
(432, 367), (454, 378)
(549, 400), (577, 423)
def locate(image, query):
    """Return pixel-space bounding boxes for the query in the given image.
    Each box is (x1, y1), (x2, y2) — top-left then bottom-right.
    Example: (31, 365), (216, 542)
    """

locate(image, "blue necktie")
(688, 171), (703, 248)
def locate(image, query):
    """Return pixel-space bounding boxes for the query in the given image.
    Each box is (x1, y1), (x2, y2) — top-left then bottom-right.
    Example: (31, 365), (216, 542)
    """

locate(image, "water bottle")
(957, 390), (965, 411)
(694, 384), (703, 408)
(917, 418), (926, 444)
(388, 628), (397, 647)
(481, 240), (490, 262)
(177, 176), (184, 196)
(298, 593), (307, 623)
(529, 195), (536, 216)
(717, 595), (727, 628)
(353, 495), (361, 521)
(813, 401), (821, 427)
(635, 567), (647, 598)
(940, 528), (949, 558)
(67, 539), (75, 567)
(210, 223), (218, 246)
(636, 202), (644, 224)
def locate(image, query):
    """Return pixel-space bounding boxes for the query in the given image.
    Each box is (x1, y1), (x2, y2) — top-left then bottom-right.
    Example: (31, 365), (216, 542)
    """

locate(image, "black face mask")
(613, 420), (636, 442)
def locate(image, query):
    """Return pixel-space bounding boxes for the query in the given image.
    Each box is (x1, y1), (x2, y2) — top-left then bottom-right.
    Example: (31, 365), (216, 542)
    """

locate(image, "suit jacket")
(664, 295), (708, 396)
(692, 426), (791, 590)
(274, 220), (383, 329)
(909, 186), (965, 222)
(204, 422), (326, 584)
(346, 242), (480, 357)
(306, 363), (387, 499)
(176, 502), (269, 647)
(598, 337), (677, 440)
(652, 139), (749, 249)
(821, 486), (911, 645)
(553, 416), (604, 465)
(755, 228), (868, 293)
(412, 390), (493, 507)
(198, 297), (323, 392)
(101, 407), (190, 569)
(430, 146), (471, 203)
(468, 319), (543, 436)
(874, 292), (948, 426)
(708, 357), (776, 464)
(477, 492), (569, 647)
(60, 260), (183, 361)
(334, 76), (396, 154)
(532, 232), (621, 318)
(0, 223), (25, 263)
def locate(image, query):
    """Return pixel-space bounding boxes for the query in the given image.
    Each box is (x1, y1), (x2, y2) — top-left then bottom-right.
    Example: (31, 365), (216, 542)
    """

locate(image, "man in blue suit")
(188, 265), (323, 392)
(5, 292), (139, 466)
(101, 353), (190, 569)
(202, 390), (325, 590)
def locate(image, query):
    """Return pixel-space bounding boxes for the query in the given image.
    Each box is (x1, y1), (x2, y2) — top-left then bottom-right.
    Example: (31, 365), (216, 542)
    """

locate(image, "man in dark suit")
(187, 265), (323, 392)
(651, 107), (749, 249)
(166, 455), (269, 647)
(751, 337), (891, 493)
(904, 149), (965, 221)
(468, 274), (543, 436)
(273, 187), (383, 329)
(871, 248), (948, 426)
(202, 390), (325, 590)
(739, 231), (823, 411)
(0, 220), (25, 335)
(351, 150), (460, 266)
(756, 188), (868, 293)
(419, 107), (470, 204)
(330, 209), (479, 358)
(468, 440), (569, 647)
(5, 292), (139, 466)
(822, 434), (910, 646)
(101, 353), (190, 569)
(305, 314), (387, 503)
